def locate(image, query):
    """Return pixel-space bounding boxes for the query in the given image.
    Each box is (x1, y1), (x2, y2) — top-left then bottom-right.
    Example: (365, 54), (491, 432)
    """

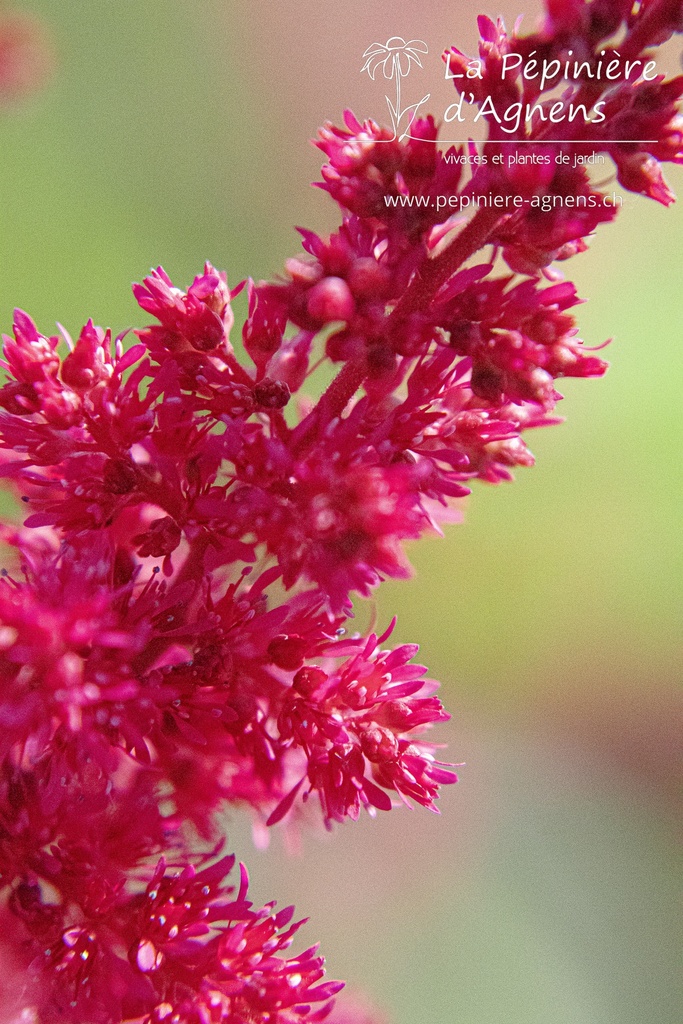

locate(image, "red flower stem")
(390, 205), (505, 321)
(296, 209), (504, 445)
(292, 356), (367, 453)
(320, 356), (367, 418)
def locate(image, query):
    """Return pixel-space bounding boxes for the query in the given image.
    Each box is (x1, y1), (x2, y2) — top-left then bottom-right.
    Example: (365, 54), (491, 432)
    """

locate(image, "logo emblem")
(362, 37), (431, 140)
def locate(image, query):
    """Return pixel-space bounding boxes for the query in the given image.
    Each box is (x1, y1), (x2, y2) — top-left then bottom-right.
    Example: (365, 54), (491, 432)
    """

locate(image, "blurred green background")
(1, 2), (680, 1022)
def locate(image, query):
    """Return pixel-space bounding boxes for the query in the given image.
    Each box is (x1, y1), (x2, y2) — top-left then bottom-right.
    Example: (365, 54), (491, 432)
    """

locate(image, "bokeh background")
(0, 2), (680, 1022)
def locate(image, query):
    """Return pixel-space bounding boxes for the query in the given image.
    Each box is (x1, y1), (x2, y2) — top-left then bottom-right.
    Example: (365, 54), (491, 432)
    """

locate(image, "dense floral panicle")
(0, 262), (618, 613)
(225, 444), (428, 613)
(442, 1), (683, 264)
(317, 112), (462, 239)
(0, 309), (81, 428)
(0, 534), (145, 743)
(9, 851), (340, 1024)
(133, 264), (238, 356)
(270, 628), (456, 827)
(601, 77), (683, 203)
(436, 274), (608, 406)
(0, 522), (453, 840)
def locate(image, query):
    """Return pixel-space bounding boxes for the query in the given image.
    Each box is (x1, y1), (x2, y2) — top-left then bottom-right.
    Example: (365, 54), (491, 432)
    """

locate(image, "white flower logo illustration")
(362, 37), (430, 140)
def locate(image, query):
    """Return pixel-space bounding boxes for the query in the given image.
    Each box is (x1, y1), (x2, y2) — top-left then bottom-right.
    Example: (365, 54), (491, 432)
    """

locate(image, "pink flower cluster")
(0, 7), (52, 104)
(0, 1), (680, 1021)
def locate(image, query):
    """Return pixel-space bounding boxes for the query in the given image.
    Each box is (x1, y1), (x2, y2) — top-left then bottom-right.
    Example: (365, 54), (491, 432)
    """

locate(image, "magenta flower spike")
(0, 1), (681, 1020)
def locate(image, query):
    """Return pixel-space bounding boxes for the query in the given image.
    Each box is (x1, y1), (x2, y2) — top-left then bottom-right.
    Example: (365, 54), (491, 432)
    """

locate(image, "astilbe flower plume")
(0, 1), (680, 1020)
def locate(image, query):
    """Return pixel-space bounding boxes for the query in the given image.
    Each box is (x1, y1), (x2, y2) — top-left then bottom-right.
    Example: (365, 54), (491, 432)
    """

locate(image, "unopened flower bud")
(292, 666), (328, 697)
(253, 377), (291, 410)
(306, 277), (355, 324)
(361, 725), (399, 762)
(268, 634), (309, 671)
(347, 258), (391, 299)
